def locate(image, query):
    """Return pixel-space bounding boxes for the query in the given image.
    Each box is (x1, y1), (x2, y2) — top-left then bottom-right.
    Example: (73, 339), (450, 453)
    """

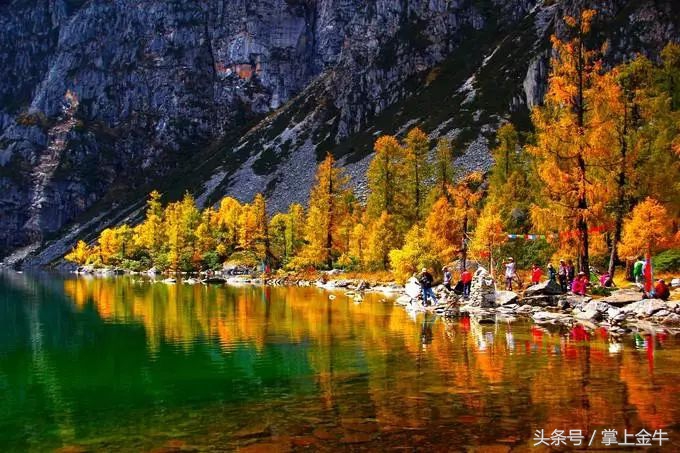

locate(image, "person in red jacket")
(530, 263), (543, 285)
(655, 279), (671, 301)
(461, 268), (473, 298)
(571, 272), (588, 296)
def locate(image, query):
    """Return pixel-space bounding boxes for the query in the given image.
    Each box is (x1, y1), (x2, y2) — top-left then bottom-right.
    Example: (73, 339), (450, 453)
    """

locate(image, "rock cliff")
(0, 0), (678, 264)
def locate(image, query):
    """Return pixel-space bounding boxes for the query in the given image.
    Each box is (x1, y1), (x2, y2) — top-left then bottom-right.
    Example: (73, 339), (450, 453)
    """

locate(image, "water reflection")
(1, 273), (680, 451)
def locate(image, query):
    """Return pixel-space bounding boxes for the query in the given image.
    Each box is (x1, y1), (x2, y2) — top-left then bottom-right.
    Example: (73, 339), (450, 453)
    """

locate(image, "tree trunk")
(461, 211), (468, 272)
(326, 170), (334, 269)
(608, 94), (629, 278)
(489, 243), (494, 278)
(575, 23), (589, 275)
(415, 158), (421, 223)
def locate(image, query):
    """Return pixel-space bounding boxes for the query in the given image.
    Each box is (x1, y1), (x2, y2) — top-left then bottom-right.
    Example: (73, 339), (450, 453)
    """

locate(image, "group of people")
(632, 256), (671, 300)
(417, 266), (473, 306)
(416, 255), (673, 306)
(512, 258), (591, 296)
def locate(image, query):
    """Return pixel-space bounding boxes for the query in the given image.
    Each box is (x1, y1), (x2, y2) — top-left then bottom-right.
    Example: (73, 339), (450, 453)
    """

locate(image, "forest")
(66, 11), (680, 283)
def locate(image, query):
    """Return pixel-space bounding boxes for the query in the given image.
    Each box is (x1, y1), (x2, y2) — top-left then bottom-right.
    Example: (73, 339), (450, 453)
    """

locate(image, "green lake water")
(2, 272), (680, 452)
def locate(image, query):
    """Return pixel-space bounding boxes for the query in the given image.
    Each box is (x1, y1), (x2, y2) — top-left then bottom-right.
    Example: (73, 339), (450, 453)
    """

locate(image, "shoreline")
(56, 267), (680, 338)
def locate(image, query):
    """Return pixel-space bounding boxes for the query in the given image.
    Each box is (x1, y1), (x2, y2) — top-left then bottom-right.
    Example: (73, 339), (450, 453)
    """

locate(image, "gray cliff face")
(0, 0), (678, 263)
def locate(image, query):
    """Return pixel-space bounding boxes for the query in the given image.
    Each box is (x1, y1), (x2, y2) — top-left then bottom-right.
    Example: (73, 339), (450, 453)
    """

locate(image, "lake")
(1, 272), (680, 451)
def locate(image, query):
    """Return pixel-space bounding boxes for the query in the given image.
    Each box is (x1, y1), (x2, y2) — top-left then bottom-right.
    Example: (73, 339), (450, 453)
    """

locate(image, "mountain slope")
(0, 0), (678, 266)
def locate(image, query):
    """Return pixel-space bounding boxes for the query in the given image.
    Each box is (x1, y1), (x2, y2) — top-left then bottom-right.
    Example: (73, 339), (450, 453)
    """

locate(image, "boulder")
(356, 280), (369, 291)
(532, 311), (569, 323)
(662, 313), (680, 325)
(516, 305), (533, 314)
(574, 309), (603, 323)
(583, 300), (615, 314)
(523, 280), (563, 297)
(565, 295), (592, 307)
(601, 289), (644, 306)
(405, 277), (422, 299)
(327, 279), (350, 288)
(652, 309), (671, 319)
(620, 299), (668, 317)
(495, 290), (519, 306)
(670, 278), (680, 288)
(521, 295), (560, 307)
(395, 295), (413, 306)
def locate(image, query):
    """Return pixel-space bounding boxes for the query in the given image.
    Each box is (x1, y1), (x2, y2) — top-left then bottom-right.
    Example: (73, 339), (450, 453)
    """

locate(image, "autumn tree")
(366, 135), (407, 222)
(470, 205), (507, 276)
(216, 197), (243, 256)
(492, 123), (520, 182)
(389, 225), (438, 284)
(403, 127), (432, 224)
(594, 61), (646, 277)
(364, 211), (401, 270)
(295, 153), (352, 268)
(163, 193), (200, 271)
(449, 172), (484, 271)
(286, 203), (306, 258)
(529, 9), (614, 273)
(98, 228), (122, 265)
(430, 137), (455, 203)
(269, 212), (290, 263)
(619, 198), (674, 259)
(423, 196), (461, 265)
(196, 207), (219, 268)
(343, 222), (367, 269)
(65, 240), (92, 266)
(253, 193), (271, 261)
(633, 44), (680, 219)
(486, 123), (534, 231)
(134, 190), (165, 261)
(390, 194), (463, 282)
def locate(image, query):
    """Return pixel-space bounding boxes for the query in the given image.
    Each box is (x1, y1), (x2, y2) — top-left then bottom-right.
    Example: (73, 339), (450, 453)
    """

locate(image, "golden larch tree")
(528, 9), (614, 273)
(296, 153), (352, 268)
(619, 198), (673, 259)
(403, 127), (432, 224)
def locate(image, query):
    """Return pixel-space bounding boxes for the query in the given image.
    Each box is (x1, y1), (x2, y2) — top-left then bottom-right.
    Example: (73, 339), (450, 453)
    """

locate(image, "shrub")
(653, 248), (680, 272)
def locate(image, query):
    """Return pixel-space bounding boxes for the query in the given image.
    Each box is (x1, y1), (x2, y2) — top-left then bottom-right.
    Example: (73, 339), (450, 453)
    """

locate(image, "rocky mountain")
(0, 0), (678, 266)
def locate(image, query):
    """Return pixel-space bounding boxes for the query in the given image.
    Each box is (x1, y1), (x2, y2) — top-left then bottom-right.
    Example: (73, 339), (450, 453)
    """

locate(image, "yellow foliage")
(423, 196), (461, 264)
(403, 127), (432, 224)
(389, 225), (441, 284)
(469, 205), (507, 265)
(619, 198), (674, 257)
(367, 135), (406, 220)
(294, 154), (352, 269)
(364, 211), (401, 271)
(65, 240), (92, 266)
(528, 9), (616, 271)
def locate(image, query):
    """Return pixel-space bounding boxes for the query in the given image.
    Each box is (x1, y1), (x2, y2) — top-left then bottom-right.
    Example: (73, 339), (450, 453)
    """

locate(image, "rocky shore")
(65, 265), (680, 336)
(393, 267), (680, 337)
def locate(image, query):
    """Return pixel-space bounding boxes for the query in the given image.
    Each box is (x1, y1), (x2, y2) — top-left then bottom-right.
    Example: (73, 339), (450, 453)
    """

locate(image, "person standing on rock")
(547, 263), (557, 283)
(503, 257), (516, 291)
(418, 268), (437, 306)
(558, 260), (568, 292)
(461, 268), (472, 298)
(531, 263), (543, 285)
(442, 266), (452, 291)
